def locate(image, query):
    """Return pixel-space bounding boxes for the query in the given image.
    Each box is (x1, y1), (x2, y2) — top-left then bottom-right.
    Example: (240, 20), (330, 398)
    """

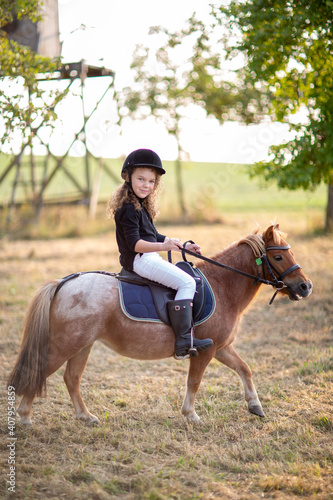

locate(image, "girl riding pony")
(108, 148), (213, 359)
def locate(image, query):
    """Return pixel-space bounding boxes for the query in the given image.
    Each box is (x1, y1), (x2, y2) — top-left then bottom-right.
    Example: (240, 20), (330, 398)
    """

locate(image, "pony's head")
(261, 224), (312, 301)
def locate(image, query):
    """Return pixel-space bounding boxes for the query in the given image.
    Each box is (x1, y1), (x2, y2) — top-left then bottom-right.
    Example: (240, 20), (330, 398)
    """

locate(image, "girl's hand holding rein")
(163, 237), (183, 252)
(164, 239), (202, 255)
(184, 242), (202, 255)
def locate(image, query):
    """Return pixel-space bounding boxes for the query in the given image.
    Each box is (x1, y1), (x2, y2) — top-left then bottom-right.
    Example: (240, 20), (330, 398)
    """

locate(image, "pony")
(8, 225), (312, 425)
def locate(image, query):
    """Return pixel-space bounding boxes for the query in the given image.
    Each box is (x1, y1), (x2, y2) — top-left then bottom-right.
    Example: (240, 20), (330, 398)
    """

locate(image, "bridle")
(174, 240), (302, 305)
(259, 244), (301, 304)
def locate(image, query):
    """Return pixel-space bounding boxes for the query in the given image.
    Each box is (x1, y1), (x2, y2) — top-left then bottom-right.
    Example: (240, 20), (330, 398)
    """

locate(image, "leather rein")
(55, 239), (301, 306)
(172, 240), (301, 305)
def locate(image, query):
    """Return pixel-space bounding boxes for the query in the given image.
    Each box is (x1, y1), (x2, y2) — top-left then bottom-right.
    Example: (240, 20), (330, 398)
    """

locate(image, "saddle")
(116, 260), (215, 326)
(53, 246), (215, 327)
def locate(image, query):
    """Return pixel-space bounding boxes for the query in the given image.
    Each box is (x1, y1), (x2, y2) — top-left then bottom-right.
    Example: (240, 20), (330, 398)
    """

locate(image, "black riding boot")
(167, 299), (213, 360)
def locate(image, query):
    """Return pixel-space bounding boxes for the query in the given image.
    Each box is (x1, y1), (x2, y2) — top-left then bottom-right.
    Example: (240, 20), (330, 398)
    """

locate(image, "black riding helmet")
(121, 149), (166, 180)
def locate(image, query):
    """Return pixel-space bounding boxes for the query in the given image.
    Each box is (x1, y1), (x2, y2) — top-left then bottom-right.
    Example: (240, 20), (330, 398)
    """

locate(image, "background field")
(0, 158), (332, 499)
(0, 154), (327, 238)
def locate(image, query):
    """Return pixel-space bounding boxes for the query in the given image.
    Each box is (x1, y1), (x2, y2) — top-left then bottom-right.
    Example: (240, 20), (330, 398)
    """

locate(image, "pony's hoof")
(19, 417), (32, 425)
(87, 418), (99, 426)
(78, 413), (99, 425)
(249, 404), (265, 418)
(184, 411), (201, 424)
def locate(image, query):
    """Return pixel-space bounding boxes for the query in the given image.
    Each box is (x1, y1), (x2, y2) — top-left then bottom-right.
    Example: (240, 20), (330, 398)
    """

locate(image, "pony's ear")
(263, 224), (281, 243)
(262, 224), (276, 243)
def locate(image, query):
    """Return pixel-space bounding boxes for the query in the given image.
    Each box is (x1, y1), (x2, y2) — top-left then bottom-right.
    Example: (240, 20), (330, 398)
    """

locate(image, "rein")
(172, 240), (301, 305)
(54, 239), (301, 306)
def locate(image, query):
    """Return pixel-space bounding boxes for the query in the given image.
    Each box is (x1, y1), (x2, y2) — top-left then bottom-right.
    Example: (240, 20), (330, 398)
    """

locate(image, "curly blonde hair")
(107, 168), (162, 220)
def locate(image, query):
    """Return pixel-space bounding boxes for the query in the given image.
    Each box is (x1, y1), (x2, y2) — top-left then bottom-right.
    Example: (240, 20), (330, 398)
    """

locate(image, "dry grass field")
(1, 213), (332, 499)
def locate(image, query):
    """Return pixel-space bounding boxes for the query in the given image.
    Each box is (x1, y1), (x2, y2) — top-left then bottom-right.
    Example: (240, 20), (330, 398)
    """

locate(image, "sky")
(12, 0), (295, 163)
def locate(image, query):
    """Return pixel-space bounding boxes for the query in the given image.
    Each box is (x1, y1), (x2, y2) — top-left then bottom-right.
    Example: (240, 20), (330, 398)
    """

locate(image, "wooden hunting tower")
(0, 0), (117, 227)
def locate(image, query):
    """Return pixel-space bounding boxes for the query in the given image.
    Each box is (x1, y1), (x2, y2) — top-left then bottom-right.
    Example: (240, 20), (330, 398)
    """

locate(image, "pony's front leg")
(182, 351), (214, 424)
(215, 345), (264, 417)
(63, 343), (99, 424)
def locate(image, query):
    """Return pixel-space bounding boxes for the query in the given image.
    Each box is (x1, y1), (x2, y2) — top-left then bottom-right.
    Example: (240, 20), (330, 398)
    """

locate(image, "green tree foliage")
(179, 17), (272, 125)
(0, 1), (66, 147)
(0, 0), (40, 26)
(213, 0), (333, 231)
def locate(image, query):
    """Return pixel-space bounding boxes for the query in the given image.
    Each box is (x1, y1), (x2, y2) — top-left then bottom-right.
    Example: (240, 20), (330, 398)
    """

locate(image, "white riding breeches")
(133, 252), (196, 301)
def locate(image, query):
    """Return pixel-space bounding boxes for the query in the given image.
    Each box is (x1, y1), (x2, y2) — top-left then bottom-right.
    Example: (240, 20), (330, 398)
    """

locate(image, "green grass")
(173, 161), (325, 211)
(0, 153), (327, 237)
(0, 153), (326, 211)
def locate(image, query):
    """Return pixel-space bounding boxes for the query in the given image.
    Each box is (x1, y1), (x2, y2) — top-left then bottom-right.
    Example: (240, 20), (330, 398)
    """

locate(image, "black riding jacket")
(115, 201), (166, 271)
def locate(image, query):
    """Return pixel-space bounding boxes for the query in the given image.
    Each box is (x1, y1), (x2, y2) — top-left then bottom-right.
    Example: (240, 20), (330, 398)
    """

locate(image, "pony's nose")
(298, 280), (313, 297)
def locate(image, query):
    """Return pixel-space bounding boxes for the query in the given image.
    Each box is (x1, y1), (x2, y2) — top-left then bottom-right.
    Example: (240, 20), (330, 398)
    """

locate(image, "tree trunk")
(325, 183), (333, 233)
(175, 156), (188, 220)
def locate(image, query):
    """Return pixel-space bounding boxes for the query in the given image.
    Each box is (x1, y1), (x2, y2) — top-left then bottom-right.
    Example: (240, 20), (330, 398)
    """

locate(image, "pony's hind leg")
(17, 395), (34, 425)
(215, 345), (265, 417)
(16, 354), (68, 425)
(63, 343), (99, 424)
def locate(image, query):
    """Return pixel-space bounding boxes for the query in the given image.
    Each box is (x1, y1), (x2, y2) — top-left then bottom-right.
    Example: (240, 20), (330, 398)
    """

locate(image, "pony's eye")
(274, 255), (283, 261)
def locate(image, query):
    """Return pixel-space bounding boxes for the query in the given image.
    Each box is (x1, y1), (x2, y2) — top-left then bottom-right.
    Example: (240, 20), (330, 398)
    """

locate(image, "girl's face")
(129, 168), (157, 199)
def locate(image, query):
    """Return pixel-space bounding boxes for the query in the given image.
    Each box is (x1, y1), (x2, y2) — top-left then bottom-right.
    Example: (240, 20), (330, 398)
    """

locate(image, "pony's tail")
(7, 280), (59, 398)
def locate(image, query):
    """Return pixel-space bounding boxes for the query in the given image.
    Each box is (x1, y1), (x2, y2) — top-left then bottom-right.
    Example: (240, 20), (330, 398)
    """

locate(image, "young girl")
(108, 148), (213, 359)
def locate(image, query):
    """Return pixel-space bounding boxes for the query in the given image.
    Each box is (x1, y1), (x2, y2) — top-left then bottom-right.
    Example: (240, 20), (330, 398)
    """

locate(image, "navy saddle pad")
(117, 261), (215, 326)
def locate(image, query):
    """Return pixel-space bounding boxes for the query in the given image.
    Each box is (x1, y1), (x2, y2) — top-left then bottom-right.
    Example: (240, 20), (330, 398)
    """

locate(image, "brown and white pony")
(8, 225), (312, 425)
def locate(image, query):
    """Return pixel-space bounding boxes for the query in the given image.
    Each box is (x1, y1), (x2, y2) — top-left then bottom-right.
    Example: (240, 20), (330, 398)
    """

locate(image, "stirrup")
(188, 327), (198, 357)
(174, 328), (198, 360)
